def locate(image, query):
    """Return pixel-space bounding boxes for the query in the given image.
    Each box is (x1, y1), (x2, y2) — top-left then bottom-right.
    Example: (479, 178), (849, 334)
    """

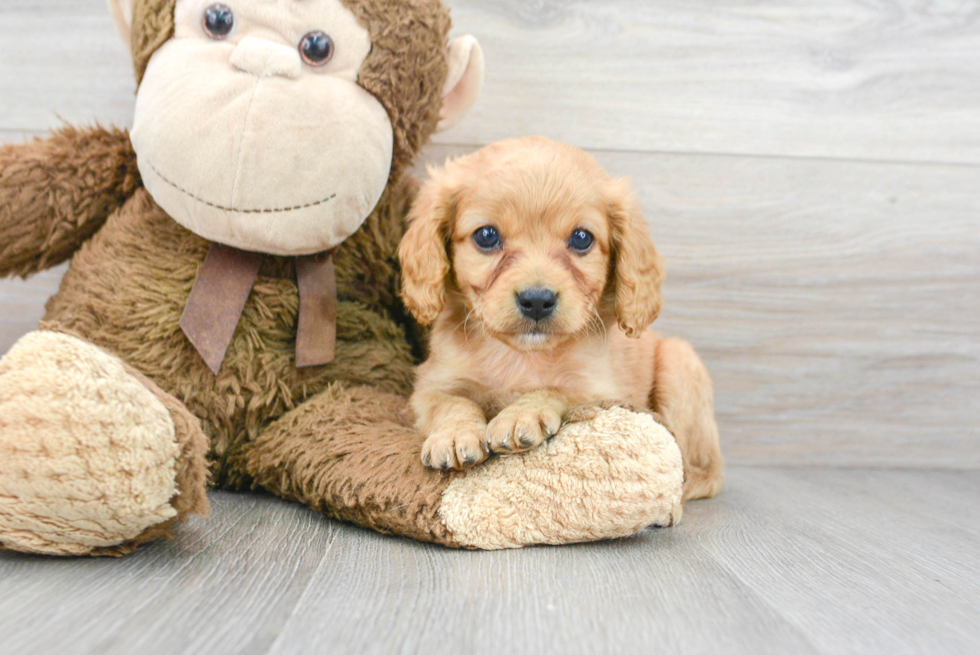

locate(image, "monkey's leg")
(0, 331), (209, 556)
(244, 384), (684, 549)
(652, 337), (725, 501)
(0, 125), (140, 279)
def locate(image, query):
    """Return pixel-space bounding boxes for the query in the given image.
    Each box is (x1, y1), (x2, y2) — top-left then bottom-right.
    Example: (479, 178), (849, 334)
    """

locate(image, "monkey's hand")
(0, 125), (140, 279)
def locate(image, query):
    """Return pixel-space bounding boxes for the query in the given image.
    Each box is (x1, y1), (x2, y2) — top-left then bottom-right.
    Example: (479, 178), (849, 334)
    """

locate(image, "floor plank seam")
(257, 523), (342, 655)
(85, 502), (263, 653)
(684, 529), (827, 654)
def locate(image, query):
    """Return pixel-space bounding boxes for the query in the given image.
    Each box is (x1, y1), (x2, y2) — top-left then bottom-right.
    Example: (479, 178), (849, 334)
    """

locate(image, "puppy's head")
(399, 137), (665, 350)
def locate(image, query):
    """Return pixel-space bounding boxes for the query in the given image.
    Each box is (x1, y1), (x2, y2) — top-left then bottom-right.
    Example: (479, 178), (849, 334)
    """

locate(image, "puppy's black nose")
(517, 288), (558, 322)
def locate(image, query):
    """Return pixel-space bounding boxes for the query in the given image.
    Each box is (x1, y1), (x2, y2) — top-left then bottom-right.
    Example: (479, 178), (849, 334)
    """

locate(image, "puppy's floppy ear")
(606, 178), (666, 337)
(399, 165), (460, 325)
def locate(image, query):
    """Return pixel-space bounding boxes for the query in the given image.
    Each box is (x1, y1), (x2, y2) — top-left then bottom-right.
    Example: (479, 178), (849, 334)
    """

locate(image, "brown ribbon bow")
(179, 243), (337, 375)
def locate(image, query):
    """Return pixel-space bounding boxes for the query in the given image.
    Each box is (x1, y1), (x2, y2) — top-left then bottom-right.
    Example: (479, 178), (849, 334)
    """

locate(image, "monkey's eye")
(202, 3), (235, 40)
(473, 226), (502, 252)
(300, 31), (335, 66)
(568, 229), (595, 253)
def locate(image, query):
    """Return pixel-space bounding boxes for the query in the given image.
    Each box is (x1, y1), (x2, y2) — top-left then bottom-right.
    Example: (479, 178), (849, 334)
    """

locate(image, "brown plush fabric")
(131, 0), (176, 84)
(43, 186), (419, 489)
(246, 383), (460, 546)
(338, 0), (451, 181)
(0, 125), (140, 278)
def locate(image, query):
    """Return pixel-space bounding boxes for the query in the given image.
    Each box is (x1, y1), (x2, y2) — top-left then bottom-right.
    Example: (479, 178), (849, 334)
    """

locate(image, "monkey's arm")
(335, 172), (426, 354)
(0, 125), (141, 278)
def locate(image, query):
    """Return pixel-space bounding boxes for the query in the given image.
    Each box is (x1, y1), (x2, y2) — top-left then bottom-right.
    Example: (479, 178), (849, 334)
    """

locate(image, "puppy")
(398, 137), (723, 501)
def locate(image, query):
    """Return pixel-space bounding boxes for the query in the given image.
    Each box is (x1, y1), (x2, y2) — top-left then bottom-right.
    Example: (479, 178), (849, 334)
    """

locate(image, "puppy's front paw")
(487, 402), (563, 454)
(421, 419), (488, 471)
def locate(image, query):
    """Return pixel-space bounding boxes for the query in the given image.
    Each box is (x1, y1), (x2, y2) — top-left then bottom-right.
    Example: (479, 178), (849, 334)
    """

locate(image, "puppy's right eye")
(568, 228), (595, 254)
(473, 226), (501, 251)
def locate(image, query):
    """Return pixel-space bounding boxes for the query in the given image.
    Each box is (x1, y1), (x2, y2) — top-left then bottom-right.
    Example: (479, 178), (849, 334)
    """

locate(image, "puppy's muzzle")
(517, 287), (558, 322)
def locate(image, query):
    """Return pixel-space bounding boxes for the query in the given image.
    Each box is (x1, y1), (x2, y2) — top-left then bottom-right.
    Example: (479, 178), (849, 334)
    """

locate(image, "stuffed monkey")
(0, 0), (688, 556)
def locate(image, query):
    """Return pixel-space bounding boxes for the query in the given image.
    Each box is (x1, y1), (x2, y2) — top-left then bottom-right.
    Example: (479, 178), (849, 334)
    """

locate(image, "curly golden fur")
(399, 137), (723, 501)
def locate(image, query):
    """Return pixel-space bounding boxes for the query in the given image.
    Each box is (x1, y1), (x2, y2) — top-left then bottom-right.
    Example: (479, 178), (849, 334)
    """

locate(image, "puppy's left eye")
(473, 226), (502, 251)
(568, 229), (595, 253)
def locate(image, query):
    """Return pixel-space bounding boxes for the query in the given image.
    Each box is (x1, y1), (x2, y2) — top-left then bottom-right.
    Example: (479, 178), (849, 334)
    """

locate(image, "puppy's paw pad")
(487, 404), (561, 454)
(422, 423), (487, 471)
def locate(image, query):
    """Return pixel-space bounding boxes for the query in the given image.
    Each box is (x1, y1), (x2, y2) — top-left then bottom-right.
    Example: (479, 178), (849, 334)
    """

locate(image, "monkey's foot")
(246, 386), (683, 550)
(0, 331), (209, 556)
(439, 406), (684, 549)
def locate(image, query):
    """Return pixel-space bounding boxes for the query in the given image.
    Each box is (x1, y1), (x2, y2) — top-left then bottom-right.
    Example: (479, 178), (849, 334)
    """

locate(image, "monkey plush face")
(111, 0), (483, 257)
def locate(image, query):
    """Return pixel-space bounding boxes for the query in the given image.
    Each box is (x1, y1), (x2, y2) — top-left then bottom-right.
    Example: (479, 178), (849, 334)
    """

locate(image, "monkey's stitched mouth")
(147, 161), (337, 214)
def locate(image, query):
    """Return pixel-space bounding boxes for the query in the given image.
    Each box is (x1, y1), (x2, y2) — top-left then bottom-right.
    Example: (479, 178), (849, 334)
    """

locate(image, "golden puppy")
(399, 137), (723, 501)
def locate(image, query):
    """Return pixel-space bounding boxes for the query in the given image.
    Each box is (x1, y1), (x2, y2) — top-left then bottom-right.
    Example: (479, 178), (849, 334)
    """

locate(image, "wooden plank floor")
(1, 467), (977, 655)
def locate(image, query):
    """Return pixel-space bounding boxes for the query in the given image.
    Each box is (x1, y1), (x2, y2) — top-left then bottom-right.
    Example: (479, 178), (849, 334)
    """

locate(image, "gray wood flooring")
(1, 468), (977, 655)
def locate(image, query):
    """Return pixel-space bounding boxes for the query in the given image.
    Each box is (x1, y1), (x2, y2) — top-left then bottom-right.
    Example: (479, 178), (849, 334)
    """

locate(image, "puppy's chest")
(474, 348), (620, 405)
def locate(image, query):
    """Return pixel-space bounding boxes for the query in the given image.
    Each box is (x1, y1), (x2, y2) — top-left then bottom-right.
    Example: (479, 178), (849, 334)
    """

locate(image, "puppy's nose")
(517, 288), (558, 322)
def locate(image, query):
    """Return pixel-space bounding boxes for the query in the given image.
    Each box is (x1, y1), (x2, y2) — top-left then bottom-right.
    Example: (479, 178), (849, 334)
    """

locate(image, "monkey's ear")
(107, 0), (135, 44)
(437, 36), (485, 133)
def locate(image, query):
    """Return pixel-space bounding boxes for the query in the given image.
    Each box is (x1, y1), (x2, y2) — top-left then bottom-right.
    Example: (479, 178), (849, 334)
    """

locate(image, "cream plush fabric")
(0, 332), (180, 555)
(130, 0), (394, 256)
(438, 35), (485, 132)
(439, 407), (685, 549)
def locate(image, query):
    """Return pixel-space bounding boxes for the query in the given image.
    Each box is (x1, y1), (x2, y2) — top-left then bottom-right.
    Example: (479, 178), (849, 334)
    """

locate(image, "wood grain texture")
(0, 264), (65, 352)
(1, 468), (977, 655)
(263, 517), (818, 655)
(439, 0), (980, 164)
(0, 4), (136, 132)
(689, 468), (980, 655)
(0, 493), (337, 655)
(4, 1), (979, 163)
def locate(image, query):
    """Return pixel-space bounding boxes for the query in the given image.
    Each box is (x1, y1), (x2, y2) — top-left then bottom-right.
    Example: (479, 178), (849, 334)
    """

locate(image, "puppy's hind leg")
(651, 337), (724, 501)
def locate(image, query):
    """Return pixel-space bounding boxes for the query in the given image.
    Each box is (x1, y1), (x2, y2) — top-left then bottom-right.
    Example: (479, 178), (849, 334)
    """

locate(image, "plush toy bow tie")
(179, 243), (337, 375)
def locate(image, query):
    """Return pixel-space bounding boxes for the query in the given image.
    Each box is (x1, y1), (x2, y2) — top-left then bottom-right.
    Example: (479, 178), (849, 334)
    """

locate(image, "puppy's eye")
(568, 229), (595, 253)
(300, 31), (334, 66)
(203, 3), (235, 40)
(473, 226), (502, 251)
